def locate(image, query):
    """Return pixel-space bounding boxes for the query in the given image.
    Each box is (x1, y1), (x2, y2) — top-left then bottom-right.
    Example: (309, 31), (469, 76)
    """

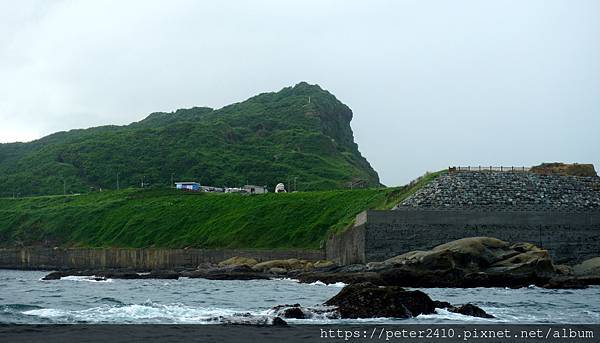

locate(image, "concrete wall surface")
(0, 247), (325, 270)
(327, 209), (600, 265)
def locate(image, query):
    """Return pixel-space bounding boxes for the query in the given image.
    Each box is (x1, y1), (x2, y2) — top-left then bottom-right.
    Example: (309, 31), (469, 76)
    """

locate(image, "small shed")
(243, 185), (268, 194)
(175, 182), (201, 191)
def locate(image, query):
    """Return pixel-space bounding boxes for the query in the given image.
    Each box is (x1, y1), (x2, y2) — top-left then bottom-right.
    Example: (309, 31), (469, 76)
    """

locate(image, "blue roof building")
(175, 182), (201, 191)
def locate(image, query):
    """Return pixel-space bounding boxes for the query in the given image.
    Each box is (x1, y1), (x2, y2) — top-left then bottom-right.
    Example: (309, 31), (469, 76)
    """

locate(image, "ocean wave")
(1, 304), (43, 313)
(270, 277), (300, 282)
(60, 275), (113, 283)
(308, 281), (346, 288)
(22, 301), (261, 324)
(415, 308), (500, 323)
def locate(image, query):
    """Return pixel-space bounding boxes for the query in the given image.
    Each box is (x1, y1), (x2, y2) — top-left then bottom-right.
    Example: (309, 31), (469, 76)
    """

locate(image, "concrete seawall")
(327, 209), (600, 265)
(0, 247), (325, 270)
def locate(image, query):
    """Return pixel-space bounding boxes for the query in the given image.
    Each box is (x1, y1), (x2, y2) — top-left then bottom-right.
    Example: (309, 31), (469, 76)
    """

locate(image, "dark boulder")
(181, 265), (270, 280)
(432, 300), (453, 309)
(272, 317), (288, 326)
(324, 282), (435, 319)
(142, 271), (180, 279)
(282, 307), (306, 319)
(542, 277), (588, 289)
(41, 271), (69, 280)
(449, 304), (495, 319)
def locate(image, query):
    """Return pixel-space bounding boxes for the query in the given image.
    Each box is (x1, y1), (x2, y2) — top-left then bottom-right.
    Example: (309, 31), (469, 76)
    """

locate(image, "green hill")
(0, 82), (380, 197)
(0, 173), (440, 249)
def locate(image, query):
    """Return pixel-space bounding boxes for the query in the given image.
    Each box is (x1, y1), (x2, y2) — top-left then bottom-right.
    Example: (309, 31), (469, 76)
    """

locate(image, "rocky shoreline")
(41, 237), (600, 289)
(37, 237), (600, 325)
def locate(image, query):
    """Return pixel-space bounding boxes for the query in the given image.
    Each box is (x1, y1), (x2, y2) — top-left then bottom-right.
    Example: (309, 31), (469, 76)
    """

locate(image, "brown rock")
(530, 162), (597, 177)
(218, 256), (258, 267)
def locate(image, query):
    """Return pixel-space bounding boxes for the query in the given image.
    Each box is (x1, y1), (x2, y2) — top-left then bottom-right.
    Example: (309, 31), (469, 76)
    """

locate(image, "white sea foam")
(270, 277), (299, 282)
(308, 280), (346, 288)
(60, 276), (112, 283)
(414, 308), (499, 323)
(22, 301), (258, 324)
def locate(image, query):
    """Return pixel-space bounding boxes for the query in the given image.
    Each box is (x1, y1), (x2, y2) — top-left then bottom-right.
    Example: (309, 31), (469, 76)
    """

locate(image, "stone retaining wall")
(397, 171), (600, 212)
(326, 209), (600, 265)
(0, 247), (325, 270)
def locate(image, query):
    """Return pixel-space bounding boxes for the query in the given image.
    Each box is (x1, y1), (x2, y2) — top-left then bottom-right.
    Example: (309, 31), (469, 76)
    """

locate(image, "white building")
(243, 185), (267, 194)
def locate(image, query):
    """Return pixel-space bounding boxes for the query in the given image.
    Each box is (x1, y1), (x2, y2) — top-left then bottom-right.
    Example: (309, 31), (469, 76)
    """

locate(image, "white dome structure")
(275, 183), (286, 193)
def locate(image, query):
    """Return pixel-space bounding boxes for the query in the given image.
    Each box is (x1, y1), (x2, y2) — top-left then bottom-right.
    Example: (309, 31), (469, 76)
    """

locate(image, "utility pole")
(171, 173), (174, 188)
(117, 172), (120, 190)
(63, 179), (66, 195)
(141, 176), (145, 188)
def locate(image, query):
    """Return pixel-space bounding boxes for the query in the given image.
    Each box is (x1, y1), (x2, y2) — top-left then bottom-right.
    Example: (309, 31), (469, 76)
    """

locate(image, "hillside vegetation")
(0, 174), (440, 249)
(0, 82), (380, 197)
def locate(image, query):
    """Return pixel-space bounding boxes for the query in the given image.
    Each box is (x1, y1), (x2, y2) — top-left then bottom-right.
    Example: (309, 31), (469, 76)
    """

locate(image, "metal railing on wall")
(449, 166), (531, 172)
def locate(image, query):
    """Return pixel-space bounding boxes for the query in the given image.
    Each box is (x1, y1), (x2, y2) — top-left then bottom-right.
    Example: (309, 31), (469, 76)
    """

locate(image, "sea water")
(1, 270), (599, 324)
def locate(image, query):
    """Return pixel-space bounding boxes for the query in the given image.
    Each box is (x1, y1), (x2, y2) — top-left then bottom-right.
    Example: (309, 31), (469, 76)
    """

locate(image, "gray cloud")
(0, 0), (599, 185)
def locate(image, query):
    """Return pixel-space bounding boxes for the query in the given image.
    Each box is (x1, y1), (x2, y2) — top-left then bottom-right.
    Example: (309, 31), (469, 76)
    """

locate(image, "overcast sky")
(1, 1), (598, 186)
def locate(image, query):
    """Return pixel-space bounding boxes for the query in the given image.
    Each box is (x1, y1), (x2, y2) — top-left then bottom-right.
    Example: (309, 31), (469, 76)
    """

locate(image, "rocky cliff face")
(396, 170), (600, 212)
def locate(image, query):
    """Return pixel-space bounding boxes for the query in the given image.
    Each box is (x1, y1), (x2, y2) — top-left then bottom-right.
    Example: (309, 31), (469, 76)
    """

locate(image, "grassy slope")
(0, 172), (441, 250)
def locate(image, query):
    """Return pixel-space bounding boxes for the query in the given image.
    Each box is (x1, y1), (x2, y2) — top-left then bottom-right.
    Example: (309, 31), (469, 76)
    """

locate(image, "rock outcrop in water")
(324, 282), (436, 319)
(370, 236), (556, 287)
(272, 283), (494, 320)
(297, 237), (599, 289)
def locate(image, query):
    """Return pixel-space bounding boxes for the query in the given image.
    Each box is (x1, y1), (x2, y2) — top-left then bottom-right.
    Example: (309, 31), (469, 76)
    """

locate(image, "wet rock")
(185, 265), (270, 280)
(141, 270), (180, 279)
(180, 269), (209, 278)
(41, 271), (69, 280)
(282, 307), (306, 319)
(449, 304), (495, 319)
(434, 300), (495, 318)
(432, 300), (453, 309)
(324, 282), (435, 319)
(542, 277), (588, 289)
(271, 303), (338, 320)
(272, 317), (288, 326)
